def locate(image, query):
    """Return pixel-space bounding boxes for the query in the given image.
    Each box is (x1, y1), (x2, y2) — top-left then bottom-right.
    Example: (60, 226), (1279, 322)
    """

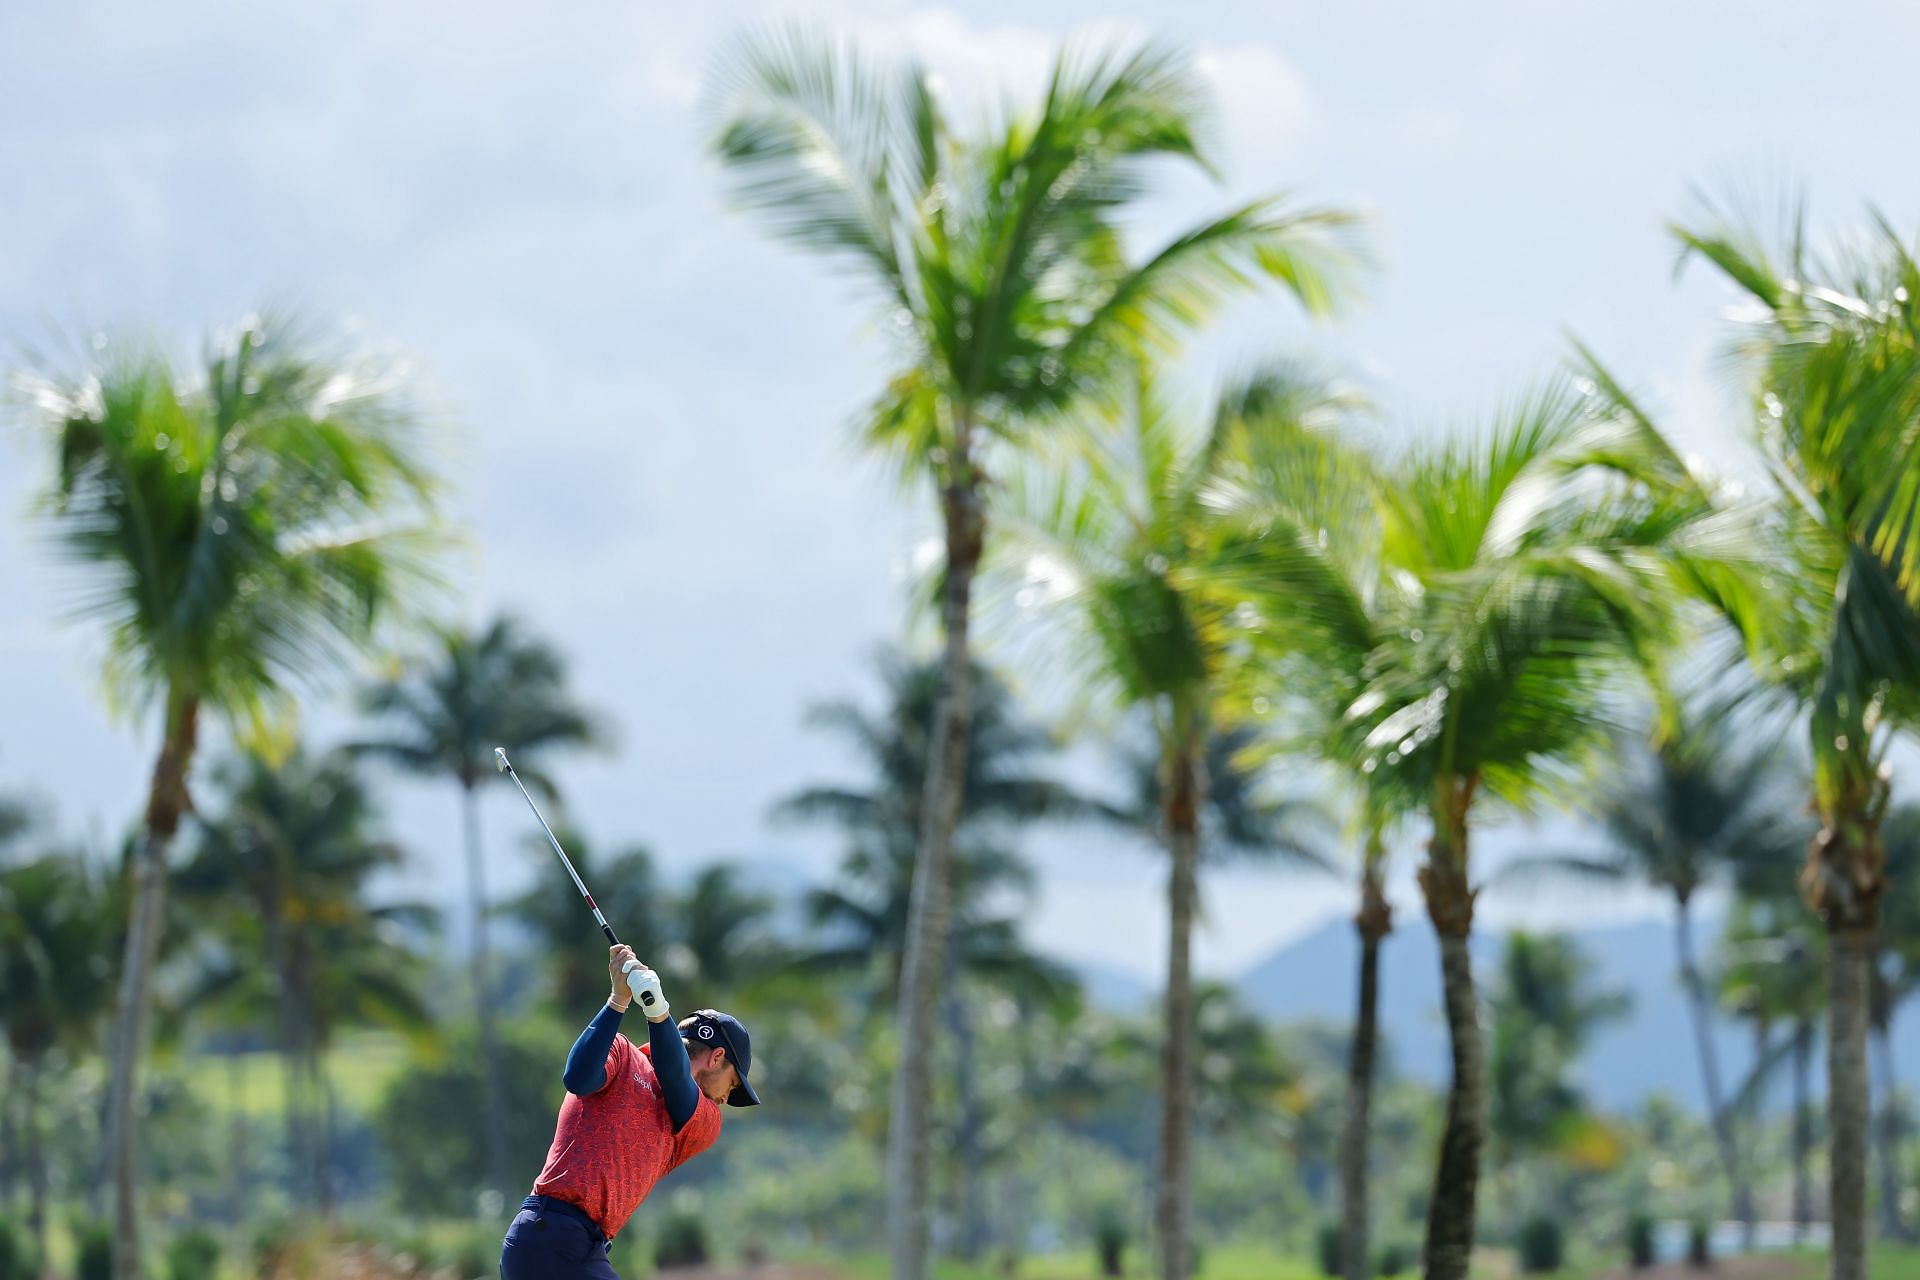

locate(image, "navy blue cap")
(680, 1009), (759, 1107)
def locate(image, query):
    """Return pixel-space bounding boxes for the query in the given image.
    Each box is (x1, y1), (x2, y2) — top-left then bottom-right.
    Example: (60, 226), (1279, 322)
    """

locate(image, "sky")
(4, 0), (1919, 984)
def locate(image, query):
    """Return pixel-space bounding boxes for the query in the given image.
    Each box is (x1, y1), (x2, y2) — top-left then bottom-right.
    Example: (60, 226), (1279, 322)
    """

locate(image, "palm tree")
(17, 316), (441, 1277)
(1719, 892), (1827, 1243)
(501, 832), (663, 1013)
(1221, 377), (1710, 1279)
(775, 649), (1082, 1254)
(355, 615), (602, 1202)
(0, 850), (118, 1264)
(1669, 204), (1920, 1280)
(176, 746), (437, 1215)
(1513, 724), (1809, 1237)
(708, 34), (1362, 1277)
(995, 367), (1340, 1280)
(1196, 363), (1403, 1280)
(1484, 932), (1631, 1169)
(1871, 805), (1920, 1240)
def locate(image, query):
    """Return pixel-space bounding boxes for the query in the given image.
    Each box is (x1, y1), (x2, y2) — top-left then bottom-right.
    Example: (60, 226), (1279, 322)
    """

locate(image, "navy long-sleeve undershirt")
(561, 1002), (701, 1132)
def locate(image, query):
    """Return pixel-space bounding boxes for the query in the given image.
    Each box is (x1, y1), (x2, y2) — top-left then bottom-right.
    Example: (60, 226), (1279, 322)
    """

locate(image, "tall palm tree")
(1871, 805), (1920, 1240)
(1669, 204), (1920, 1280)
(0, 850), (118, 1264)
(17, 316), (442, 1278)
(1484, 932), (1631, 1168)
(176, 747), (437, 1214)
(1197, 364), (1403, 1280)
(709, 34), (1361, 1277)
(1514, 724), (1809, 1236)
(995, 368), (1338, 1280)
(1719, 892), (1827, 1242)
(666, 862), (782, 1000)
(1221, 377), (1712, 1279)
(775, 649), (1081, 1253)
(355, 615), (602, 1202)
(501, 832), (662, 1013)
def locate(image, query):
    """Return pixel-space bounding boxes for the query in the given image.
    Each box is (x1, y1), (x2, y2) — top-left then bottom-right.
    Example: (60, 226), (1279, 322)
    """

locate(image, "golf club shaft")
(495, 747), (619, 947)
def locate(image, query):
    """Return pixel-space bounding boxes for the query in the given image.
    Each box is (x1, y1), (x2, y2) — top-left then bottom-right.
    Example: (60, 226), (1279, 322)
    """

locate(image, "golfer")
(500, 944), (760, 1280)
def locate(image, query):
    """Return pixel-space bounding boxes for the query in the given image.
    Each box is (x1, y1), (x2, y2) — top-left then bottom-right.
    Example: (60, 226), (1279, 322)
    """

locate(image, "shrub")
(252, 1217), (295, 1276)
(1316, 1222), (1343, 1277)
(1093, 1208), (1127, 1278)
(1687, 1220), (1712, 1270)
(74, 1221), (113, 1280)
(449, 1231), (495, 1280)
(1627, 1214), (1656, 1269)
(654, 1211), (710, 1270)
(1517, 1215), (1564, 1274)
(166, 1228), (222, 1280)
(0, 1219), (29, 1280)
(1375, 1241), (1412, 1277)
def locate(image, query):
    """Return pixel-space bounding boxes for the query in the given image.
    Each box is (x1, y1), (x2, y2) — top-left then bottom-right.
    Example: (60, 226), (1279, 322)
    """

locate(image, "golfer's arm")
(562, 1002), (625, 1095)
(647, 1014), (701, 1132)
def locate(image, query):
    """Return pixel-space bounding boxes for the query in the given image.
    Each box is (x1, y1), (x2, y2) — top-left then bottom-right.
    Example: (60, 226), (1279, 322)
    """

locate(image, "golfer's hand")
(609, 946), (671, 1022)
(608, 945), (638, 1012)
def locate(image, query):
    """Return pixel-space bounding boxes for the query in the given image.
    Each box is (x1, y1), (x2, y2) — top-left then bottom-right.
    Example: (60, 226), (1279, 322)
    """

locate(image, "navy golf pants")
(500, 1195), (620, 1280)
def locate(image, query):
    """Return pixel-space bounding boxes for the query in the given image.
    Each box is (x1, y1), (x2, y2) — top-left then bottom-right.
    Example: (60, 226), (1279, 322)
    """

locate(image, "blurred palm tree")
(0, 846), (118, 1263)
(669, 862), (784, 998)
(1510, 723), (1810, 1238)
(176, 747), (437, 1216)
(1197, 365), (1404, 1280)
(1485, 932), (1631, 1167)
(1212, 374), (1714, 1279)
(995, 367), (1333, 1280)
(775, 650), (1080, 1254)
(1670, 201), (1920, 1280)
(1871, 805), (1920, 1240)
(709, 33), (1363, 1277)
(501, 831), (662, 1013)
(355, 615), (603, 1202)
(17, 315), (442, 1279)
(1719, 891), (1826, 1243)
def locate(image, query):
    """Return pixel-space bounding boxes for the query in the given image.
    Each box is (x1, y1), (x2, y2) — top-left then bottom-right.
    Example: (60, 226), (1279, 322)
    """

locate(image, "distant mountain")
(1075, 960), (1152, 1013)
(1234, 915), (1918, 1114)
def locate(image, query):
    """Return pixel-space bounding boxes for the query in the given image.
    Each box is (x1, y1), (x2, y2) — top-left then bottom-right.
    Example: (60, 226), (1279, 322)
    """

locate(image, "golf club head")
(494, 747), (510, 773)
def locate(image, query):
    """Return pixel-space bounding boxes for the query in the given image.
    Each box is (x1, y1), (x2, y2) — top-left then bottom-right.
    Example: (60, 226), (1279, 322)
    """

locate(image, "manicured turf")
(177, 1033), (414, 1120)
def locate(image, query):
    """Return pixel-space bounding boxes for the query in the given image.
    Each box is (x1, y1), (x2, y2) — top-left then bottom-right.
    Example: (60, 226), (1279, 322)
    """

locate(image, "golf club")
(495, 746), (636, 971)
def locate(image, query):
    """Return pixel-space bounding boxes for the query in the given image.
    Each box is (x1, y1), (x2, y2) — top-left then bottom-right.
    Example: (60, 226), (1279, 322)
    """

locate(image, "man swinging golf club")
(499, 945), (760, 1279)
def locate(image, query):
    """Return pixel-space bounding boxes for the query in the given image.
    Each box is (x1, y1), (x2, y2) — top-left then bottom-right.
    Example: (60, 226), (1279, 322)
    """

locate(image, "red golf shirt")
(531, 1035), (722, 1239)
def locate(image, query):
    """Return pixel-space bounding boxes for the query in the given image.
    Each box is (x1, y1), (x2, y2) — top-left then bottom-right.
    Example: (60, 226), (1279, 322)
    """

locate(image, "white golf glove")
(623, 961), (670, 1022)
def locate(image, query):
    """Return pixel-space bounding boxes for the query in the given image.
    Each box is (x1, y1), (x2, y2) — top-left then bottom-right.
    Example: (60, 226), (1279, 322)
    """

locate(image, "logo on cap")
(697, 1024), (715, 1040)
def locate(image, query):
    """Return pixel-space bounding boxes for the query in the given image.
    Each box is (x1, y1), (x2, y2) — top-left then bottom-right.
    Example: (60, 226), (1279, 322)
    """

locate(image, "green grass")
(833, 1245), (1322, 1280)
(173, 1033), (415, 1120)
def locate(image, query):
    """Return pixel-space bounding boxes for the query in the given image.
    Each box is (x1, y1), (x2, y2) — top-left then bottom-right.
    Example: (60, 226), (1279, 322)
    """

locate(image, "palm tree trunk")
(887, 436), (984, 1280)
(0, 1052), (16, 1221)
(229, 1047), (249, 1249)
(946, 980), (987, 1261)
(106, 691), (199, 1280)
(1675, 894), (1753, 1240)
(1157, 730), (1205, 1280)
(316, 1052), (336, 1220)
(462, 781), (514, 1206)
(1793, 1019), (1814, 1244)
(270, 915), (313, 1214)
(1340, 856), (1390, 1280)
(1874, 1013), (1909, 1242)
(1420, 779), (1483, 1280)
(24, 1057), (48, 1270)
(280, 996), (309, 1210)
(1829, 928), (1873, 1280)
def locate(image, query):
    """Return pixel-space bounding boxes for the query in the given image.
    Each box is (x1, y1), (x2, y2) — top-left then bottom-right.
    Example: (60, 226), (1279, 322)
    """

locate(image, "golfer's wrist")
(608, 994), (630, 1014)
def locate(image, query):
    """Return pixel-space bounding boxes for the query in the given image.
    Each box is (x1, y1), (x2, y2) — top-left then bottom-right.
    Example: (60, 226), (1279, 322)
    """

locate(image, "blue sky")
(4, 0), (1917, 980)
